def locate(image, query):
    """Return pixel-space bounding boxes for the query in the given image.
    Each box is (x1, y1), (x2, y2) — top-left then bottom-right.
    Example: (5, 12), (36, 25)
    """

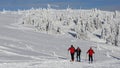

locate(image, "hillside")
(0, 9), (120, 68)
(19, 8), (120, 46)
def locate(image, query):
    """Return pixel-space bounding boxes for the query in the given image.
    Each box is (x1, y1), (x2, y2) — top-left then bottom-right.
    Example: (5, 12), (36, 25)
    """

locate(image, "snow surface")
(0, 9), (120, 68)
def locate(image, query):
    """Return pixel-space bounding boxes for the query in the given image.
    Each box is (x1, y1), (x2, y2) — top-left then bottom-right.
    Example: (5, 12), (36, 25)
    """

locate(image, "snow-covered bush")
(20, 8), (120, 46)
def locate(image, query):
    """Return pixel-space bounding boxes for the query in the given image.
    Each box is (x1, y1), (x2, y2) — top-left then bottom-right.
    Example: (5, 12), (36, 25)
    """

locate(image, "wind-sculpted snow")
(20, 8), (120, 46)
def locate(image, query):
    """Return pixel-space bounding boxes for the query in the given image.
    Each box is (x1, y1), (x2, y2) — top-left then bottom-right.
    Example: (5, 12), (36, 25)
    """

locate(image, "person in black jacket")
(75, 47), (81, 62)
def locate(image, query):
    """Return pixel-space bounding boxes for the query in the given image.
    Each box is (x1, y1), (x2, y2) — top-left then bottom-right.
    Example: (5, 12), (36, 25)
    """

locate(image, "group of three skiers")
(68, 45), (95, 63)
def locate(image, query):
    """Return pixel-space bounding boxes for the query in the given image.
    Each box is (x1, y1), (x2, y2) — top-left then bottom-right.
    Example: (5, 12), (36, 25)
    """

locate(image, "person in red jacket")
(87, 47), (95, 63)
(68, 45), (75, 61)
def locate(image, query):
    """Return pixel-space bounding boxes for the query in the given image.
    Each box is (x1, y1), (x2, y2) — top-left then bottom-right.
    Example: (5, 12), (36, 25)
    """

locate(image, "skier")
(75, 47), (81, 62)
(68, 45), (75, 61)
(87, 47), (95, 63)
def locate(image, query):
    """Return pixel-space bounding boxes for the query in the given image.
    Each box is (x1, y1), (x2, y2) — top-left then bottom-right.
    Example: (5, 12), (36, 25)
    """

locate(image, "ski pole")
(93, 54), (96, 62)
(67, 50), (69, 60)
(86, 53), (87, 61)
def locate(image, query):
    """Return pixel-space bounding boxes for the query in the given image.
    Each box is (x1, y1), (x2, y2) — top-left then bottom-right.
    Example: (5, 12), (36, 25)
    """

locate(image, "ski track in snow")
(0, 11), (120, 68)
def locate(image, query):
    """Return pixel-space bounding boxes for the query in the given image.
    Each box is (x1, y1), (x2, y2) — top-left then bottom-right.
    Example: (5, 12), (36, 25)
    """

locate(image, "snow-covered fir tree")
(20, 8), (120, 46)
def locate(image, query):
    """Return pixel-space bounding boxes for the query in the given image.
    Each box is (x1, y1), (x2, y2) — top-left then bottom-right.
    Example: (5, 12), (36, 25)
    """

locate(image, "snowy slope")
(20, 8), (120, 46)
(0, 10), (120, 68)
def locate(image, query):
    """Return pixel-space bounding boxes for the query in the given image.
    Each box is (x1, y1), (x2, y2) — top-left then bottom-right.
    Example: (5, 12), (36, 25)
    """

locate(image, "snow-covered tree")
(20, 8), (120, 46)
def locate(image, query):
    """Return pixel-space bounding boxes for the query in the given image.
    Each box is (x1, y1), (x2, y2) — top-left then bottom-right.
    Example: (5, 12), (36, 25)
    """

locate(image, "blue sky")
(0, 0), (120, 11)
